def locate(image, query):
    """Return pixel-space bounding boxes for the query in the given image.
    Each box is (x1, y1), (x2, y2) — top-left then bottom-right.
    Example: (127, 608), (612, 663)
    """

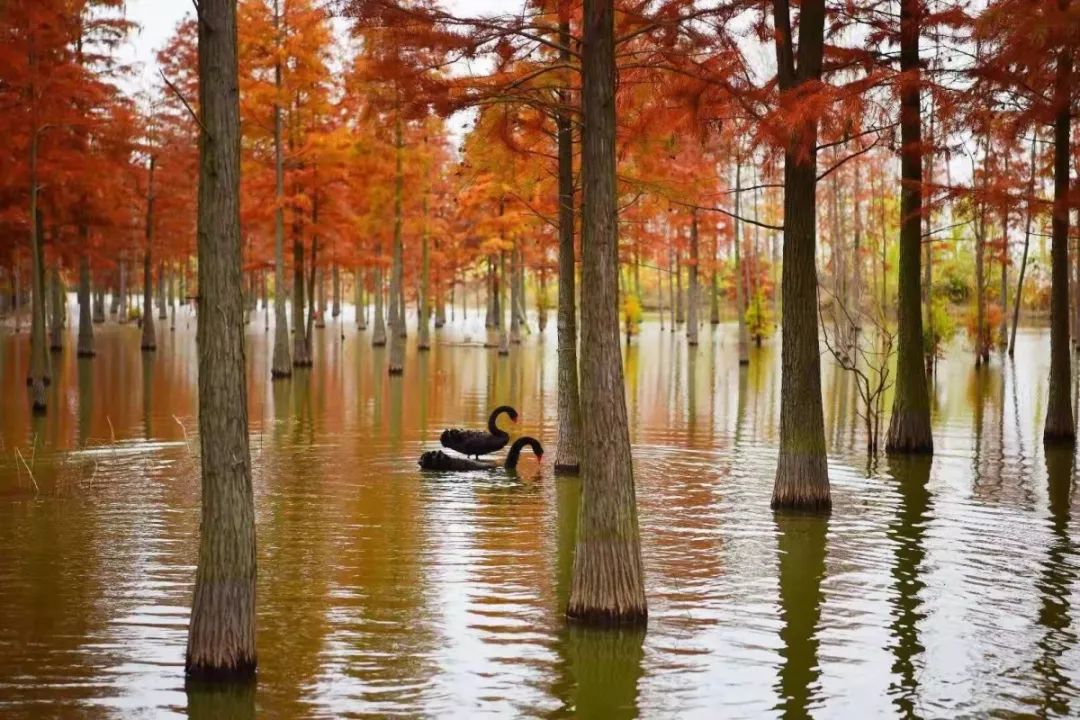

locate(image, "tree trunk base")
(554, 462), (580, 475)
(271, 369), (292, 380)
(30, 379), (47, 413)
(1044, 429), (1076, 446)
(184, 657), (257, 683)
(388, 366), (403, 376)
(142, 343), (156, 352)
(566, 605), (647, 628)
(771, 453), (831, 512)
(885, 412), (933, 454)
(78, 350), (96, 359)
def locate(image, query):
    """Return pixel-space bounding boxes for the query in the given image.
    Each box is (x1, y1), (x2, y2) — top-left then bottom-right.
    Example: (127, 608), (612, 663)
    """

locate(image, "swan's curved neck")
(489, 408), (510, 435)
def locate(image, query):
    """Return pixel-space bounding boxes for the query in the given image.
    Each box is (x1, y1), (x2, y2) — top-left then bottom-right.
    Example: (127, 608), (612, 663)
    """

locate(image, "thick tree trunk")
(315, 267), (326, 328)
(687, 210), (700, 346)
(1044, 34), (1075, 444)
(770, 0), (830, 510)
(886, 0), (933, 454)
(186, 0), (257, 681)
(78, 250), (95, 357)
(142, 158), (157, 352)
(555, 51), (583, 473)
(567, 0), (647, 626)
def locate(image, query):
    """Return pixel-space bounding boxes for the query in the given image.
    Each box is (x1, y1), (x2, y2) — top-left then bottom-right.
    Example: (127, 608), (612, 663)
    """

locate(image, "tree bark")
(372, 264), (387, 346)
(497, 249), (510, 355)
(388, 104), (405, 374)
(270, 0), (292, 377)
(886, 0), (933, 454)
(418, 198), (431, 351)
(186, 0), (257, 681)
(770, 0), (830, 510)
(1045, 23), (1075, 444)
(78, 248), (95, 357)
(49, 266), (64, 352)
(291, 236), (310, 366)
(555, 37), (583, 473)
(510, 237), (523, 344)
(142, 158), (157, 352)
(687, 210), (700, 346)
(1010, 134), (1038, 356)
(734, 160), (750, 364)
(28, 130), (48, 412)
(567, 0), (647, 626)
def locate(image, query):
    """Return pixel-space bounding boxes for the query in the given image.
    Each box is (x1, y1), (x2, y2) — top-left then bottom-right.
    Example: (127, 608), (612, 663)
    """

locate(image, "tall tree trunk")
(93, 283), (105, 324)
(418, 198), (431, 351)
(271, 4), (292, 377)
(886, 0), (933, 454)
(142, 158), (157, 352)
(687, 210), (700, 346)
(567, 0), (647, 626)
(158, 262), (168, 320)
(734, 160), (750, 364)
(78, 247), (95, 357)
(555, 34), (583, 472)
(118, 259), (128, 324)
(497, 250), (510, 355)
(171, 269), (178, 332)
(292, 235), (310, 366)
(675, 251), (684, 323)
(372, 264), (387, 346)
(511, 237), (523, 344)
(186, 0), (257, 680)
(770, 0), (830, 510)
(49, 266), (64, 352)
(332, 263), (341, 318)
(1010, 134), (1038, 356)
(28, 130), (48, 412)
(389, 104), (405, 375)
(315, 267), (326, 328)
(1045, 26), (1075, 444)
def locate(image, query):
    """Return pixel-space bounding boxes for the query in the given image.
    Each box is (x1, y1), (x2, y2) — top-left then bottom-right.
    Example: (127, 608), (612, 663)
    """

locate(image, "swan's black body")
(440, 405), (518, 458)
(420, 437), (544, 472)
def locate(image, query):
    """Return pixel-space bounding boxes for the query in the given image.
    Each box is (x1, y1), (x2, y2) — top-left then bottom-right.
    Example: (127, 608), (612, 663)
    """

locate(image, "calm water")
(1, 306), (1078, 718)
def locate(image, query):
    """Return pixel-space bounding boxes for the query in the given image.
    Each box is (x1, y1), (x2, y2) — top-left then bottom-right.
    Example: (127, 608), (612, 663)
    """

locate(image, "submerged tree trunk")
(389, 106), (406, 375)
(1010, 134), (1038, 356)
(28, 131), (48, 412)
(886, 0), (933, 455)
(418, 199), (431, 351)
(292, 236), (310, 367)
(555, 37), (583, 473)
(372, 264), (387, 346)
(511, 237), (523, 344)
(186, 0), (257, 681)
(687, 210), (700, 346)
(332, 263), (341, 318)
(270, 5), (292, 377)
(770, 0), (830, 510)
(142, 158), (157, 352)
(675, 251), (684, 324)
(567, 0), (647, 626)
(78, 249), (95, 357)
(49, 266), (64, 352)
(497, 250), (510, 355)
(734, 160), (749, 364)
(1045, 33), (1075, 444)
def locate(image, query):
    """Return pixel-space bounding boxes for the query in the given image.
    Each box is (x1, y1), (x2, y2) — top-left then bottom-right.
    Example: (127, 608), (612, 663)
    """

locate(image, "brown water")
(0, 308), (1078, 718)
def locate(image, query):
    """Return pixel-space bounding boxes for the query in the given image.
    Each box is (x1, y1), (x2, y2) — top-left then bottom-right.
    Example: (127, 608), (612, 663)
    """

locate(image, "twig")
(14, 447), (39, 495)
(158, 69), (209, 138)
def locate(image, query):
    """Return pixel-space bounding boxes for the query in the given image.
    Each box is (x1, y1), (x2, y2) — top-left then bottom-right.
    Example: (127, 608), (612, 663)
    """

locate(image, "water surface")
(0, 309), (1077, 718)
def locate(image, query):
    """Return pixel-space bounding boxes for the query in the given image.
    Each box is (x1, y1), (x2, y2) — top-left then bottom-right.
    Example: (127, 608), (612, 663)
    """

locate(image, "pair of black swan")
(420, 406), (543, 471)
(419, 437), (544, 472)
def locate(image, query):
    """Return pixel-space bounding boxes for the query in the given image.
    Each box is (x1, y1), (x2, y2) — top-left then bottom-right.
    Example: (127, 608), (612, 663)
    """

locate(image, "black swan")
(419, 437), (544, 472)
(440, 405), (518, 458)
